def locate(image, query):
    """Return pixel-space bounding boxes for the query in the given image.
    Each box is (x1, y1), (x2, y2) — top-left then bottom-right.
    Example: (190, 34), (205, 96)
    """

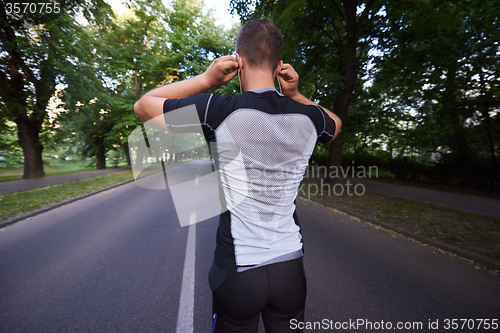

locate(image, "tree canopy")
(1, 0), (498, 188)
(230, 0), (499, 187)
(1, 0), (238, 177)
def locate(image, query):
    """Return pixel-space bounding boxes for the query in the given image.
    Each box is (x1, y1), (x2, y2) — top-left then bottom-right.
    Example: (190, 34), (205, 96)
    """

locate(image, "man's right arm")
(134, 56), (239, 129)
(278, 64), (342, 142)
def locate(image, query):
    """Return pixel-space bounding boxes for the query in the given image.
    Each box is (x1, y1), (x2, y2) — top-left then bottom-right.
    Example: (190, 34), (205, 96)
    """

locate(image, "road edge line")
(176, 220), (197, 333)
(299, 195), (500, 273)
(0, 178), (135, 229)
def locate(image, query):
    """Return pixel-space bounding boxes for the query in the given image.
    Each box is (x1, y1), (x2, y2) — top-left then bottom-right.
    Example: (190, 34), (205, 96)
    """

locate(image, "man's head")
(235, 19), (282, 73)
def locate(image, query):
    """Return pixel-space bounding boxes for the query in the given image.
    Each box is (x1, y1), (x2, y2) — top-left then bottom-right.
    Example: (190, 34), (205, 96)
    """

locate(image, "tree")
(167, 0), (239, 89)
(230, 0), (383, 183)
(372, 0), (500, 185)
(58, 0), (172, 169)
(0, 0), (113, 178)
(56, 17), (118, 170)
(95, 0), (238, 168)
(94, 0), (172, 167)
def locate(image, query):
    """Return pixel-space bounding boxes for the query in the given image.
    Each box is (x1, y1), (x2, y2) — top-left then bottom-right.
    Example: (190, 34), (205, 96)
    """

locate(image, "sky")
(202, 0), (240, 28)
(104, 0), (240, 29)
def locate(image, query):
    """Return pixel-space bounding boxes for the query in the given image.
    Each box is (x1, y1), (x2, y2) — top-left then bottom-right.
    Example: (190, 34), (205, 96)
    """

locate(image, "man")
(135, 19), (341, 333)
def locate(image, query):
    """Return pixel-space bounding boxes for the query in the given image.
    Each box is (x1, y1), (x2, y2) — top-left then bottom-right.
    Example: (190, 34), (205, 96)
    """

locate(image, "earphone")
(238, 69), (242, 94)
(233, 54), (243, 94)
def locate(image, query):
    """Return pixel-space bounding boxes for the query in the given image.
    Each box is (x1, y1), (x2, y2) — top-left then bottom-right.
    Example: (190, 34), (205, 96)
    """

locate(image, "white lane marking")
(176, 213), (197, 333)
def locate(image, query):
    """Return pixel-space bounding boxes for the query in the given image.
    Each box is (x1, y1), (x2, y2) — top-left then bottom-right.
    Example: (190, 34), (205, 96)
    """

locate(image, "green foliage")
(0, 121), (22, 167)
(369, 0), (500, 187)
(48, 0), (237, 170)
(1, 0), (237, 175)
(167, 0), (239, 91)
(2, 0), (496, 188)
(0, 161), (90, 183)
(0, 0), (114, 177)
(298, 0), (500, 188)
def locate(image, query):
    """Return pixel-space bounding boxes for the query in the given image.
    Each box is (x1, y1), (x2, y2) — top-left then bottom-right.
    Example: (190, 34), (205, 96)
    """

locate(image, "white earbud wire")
(276, 76), (282, 94)
(238, 69), (242, 94)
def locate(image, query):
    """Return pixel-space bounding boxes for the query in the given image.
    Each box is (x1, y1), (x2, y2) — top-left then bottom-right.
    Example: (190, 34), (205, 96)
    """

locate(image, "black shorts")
(209, 257), (307, 333)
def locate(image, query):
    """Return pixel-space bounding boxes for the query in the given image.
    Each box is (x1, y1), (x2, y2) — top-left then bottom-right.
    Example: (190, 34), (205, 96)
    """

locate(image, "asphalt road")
(1, 160), (499, 332)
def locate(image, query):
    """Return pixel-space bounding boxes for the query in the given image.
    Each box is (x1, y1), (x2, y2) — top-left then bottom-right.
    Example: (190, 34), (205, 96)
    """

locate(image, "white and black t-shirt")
(163, 88), (336, 271)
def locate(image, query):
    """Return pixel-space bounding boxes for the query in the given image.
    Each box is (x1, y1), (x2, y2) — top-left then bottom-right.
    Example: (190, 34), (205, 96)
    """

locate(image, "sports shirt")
(163, 88), (336, 271)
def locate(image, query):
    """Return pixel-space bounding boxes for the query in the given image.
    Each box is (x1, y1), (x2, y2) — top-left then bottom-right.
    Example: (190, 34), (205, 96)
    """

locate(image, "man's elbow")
(134, 101), (146, 123)
(329, 118), (342, 143)
(335, 118), (342, 138)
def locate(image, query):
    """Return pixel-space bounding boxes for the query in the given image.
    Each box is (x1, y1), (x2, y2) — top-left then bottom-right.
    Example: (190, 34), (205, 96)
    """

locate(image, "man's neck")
(241, 68), (276, 92)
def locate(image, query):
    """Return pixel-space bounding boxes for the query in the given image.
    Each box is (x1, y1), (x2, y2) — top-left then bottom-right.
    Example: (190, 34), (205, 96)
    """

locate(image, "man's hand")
(202, 55), (239, 89)
(277, 63), (300, 99)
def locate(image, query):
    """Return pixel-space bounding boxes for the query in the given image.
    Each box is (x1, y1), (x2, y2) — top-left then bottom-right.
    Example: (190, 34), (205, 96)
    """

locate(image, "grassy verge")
(0, 167), (92, 183)
(0, 171), (134, 222)
(0, 162), (128, 183)
(301, 180), (500, 260)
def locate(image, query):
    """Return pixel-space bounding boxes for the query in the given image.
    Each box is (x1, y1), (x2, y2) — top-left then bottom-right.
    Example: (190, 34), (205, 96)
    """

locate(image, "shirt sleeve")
(315, 106), (337, 143)
(162, 94), (212, 134)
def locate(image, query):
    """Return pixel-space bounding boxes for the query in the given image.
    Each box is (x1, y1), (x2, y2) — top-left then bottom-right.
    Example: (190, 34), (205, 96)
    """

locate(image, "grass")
(301, 180), (500, 261)
(0, 171), (134, 222)
(0, 167), (90, 182)
(0, 161), (127, 183)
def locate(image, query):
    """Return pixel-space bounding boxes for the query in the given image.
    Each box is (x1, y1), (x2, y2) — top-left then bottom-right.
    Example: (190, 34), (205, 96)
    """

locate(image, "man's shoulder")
(207, 90), (321, 119)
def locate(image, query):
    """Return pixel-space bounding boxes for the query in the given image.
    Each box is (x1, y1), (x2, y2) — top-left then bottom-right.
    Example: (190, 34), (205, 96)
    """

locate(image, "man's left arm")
(134, 56), (239, 129)
(278, 63), (342, 142)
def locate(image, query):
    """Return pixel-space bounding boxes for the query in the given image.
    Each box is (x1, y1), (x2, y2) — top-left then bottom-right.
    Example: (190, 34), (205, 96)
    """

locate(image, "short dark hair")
(235, 19), (282, 72)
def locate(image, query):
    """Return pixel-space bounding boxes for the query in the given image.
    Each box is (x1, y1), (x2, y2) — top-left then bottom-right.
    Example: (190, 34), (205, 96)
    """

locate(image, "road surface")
(1, 160), (499, 332)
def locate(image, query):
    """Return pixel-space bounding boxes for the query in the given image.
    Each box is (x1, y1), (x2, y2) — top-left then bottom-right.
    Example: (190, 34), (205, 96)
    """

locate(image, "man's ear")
(274, 60), (283, 77)
(235, 52), (244, 70)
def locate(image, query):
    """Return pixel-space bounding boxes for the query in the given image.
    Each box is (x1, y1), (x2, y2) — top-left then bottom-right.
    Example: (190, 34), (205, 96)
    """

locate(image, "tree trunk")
(327, 0), (365, 185)
(327, 132), (344, 185)
(96, 143), (106, 169)
(478, 70), (497, 170)
(16, 116), (45, 179)
(123, 143), (131, 166)
(134, 61), (141, 100)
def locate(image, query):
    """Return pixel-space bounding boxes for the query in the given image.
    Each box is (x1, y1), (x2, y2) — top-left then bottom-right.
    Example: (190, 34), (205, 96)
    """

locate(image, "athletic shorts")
(209, 257), (307, 333)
